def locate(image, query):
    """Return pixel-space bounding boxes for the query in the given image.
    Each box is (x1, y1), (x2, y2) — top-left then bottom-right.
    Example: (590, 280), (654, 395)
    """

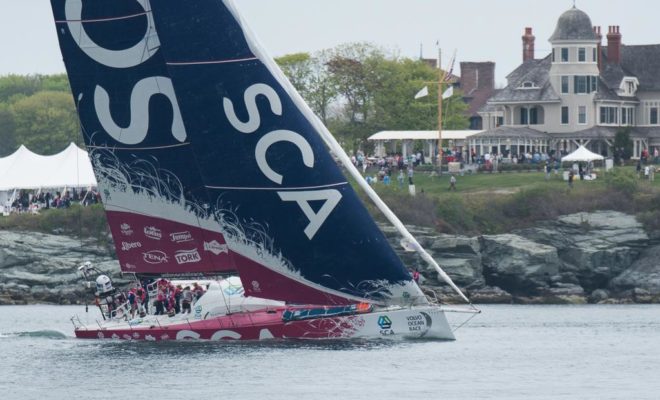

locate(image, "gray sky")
(3, 0), (659, 86)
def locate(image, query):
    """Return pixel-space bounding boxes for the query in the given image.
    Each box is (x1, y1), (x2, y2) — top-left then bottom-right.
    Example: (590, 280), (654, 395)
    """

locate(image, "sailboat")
(51, 0), (477, 341)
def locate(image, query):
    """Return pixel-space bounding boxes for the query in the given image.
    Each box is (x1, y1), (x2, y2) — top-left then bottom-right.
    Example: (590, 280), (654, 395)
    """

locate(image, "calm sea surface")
(0, 304), (658, 400)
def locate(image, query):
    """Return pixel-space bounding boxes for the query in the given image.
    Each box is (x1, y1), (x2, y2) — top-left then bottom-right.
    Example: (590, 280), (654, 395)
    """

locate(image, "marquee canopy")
(561, 145), (605, 162)
(0, 143), (97, 191)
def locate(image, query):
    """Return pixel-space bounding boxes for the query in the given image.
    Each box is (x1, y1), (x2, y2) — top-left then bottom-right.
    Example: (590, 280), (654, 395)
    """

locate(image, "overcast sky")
(3, 0), (659, 86)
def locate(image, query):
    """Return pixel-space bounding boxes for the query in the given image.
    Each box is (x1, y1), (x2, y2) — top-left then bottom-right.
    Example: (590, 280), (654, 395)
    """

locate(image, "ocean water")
(0, 304), (658, 400)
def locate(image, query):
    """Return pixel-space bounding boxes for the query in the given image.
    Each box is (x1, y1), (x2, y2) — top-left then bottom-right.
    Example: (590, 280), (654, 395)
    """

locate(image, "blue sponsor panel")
(151, 0), (414, 302)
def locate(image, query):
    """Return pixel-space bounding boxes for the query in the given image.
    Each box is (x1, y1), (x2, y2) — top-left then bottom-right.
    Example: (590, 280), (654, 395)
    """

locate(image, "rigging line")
(451, 310), (480, 334)
(55, 11), (150, 24)
(166, 57), (258, 66)
(205, 182), (348, 191)
(86, 142), (190, 151)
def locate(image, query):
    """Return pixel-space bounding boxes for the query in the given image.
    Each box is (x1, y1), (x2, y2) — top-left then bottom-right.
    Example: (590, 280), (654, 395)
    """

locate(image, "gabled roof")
(615, 45), (660, 91)
(488, 56), (560, 104)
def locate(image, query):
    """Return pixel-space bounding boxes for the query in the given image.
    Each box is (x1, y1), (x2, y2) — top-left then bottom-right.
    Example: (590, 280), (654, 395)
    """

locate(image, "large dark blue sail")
(148, 0), (424, 305)
(50, 0), (235, 276)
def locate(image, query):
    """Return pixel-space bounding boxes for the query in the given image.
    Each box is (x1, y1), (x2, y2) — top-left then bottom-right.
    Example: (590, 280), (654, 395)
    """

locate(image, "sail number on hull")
(66, 0), (341, 241)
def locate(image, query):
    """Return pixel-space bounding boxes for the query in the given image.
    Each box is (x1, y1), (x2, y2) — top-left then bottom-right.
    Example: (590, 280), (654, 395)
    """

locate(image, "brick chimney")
(607, 25), (622, 64)
(522, 27), (535, 62)
(593, 26), (602, 70)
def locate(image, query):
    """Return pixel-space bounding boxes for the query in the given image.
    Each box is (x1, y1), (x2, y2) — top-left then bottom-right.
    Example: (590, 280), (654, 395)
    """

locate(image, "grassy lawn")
(368, 166), (659, 199)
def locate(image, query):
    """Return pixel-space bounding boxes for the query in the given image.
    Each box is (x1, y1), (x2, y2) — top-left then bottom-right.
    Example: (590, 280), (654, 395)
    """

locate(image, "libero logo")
(144, 226), (162, 240)
(143, 250), (168, 264)
(121, 241), (142, 251)
(175, 249), (201, 264)
(170, 231), (193, 243)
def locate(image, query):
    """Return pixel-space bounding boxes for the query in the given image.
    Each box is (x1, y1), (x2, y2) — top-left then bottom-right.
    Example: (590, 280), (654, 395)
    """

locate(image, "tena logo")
(121, 241), (142, 251)
(174, 249), (201, 264)
(120, 223), (133, 236)
(143, 250), (168, 264)
(203, 240), (229, 255)
(144, 226), (162, 240)
(251, 280), (261, 293)
(170, 231), (193, 243)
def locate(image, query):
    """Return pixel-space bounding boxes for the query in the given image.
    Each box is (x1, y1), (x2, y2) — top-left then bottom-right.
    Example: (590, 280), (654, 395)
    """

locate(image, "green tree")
(612, 127), (633, 162)
(0, 103), (17, 156)
(12, 91), (81, 154)
(276, 52), (337, 123)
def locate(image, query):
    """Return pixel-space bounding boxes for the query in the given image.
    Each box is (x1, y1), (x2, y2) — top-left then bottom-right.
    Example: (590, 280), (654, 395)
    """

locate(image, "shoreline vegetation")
(1, 166), (659, 243)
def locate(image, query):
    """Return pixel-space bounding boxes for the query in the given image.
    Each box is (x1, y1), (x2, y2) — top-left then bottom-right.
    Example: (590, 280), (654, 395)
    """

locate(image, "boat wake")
(0, 330), (69, 340)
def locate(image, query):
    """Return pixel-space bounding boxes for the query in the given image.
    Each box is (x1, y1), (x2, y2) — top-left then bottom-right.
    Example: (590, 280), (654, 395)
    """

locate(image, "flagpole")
(437, 46), (443, 174)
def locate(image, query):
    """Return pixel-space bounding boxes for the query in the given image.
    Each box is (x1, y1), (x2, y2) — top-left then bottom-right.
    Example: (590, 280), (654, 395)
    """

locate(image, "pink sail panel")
(107, 211), (235, 275)
(233, 253), (357, 306)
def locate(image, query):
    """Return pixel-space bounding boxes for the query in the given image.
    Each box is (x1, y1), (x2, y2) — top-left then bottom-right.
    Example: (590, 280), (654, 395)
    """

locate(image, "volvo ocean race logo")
(143, 250), (168, 264)
(203, 240), (229, 255)
(120, 223), (133, 236)
(121, 241), (142, 251)
(144, 226), (162, 240)
(175, 249), (201, 264)
(170, 231), (193, 243)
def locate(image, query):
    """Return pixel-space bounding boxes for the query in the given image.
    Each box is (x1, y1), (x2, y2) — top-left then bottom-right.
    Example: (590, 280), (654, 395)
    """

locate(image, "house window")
(651, 107), (658, 124)
(574, 76), (588, 94)
(529, 107), (538, 125)
(622, 107), (635, 126)
(578, 48), (586, 62)
(520, 108), (528, 125)
(593, 48), (597, 62)
(552, 49), (556, 62)
(561, 48), (569, 62)
(590, 76), (598, 92)
(600, 106), (618, 124)
(561, 106), (569, 124)
(578, 106), (587, 124)
(496, 116), (504, 126)
(561, 76), (569, 94)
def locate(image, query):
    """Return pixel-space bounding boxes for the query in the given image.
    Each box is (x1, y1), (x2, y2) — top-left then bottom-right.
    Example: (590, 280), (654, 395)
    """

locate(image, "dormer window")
(620, 77), (639, 96)
(520, 81), (537, 89)
(561, 48), (569, 62)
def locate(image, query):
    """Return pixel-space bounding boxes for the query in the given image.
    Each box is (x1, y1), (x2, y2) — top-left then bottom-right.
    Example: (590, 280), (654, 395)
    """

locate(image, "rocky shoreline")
(1, 210), (659, 305)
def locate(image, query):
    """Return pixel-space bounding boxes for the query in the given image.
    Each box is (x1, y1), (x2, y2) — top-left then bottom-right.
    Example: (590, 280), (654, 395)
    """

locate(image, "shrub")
(604, 168), (638, 195)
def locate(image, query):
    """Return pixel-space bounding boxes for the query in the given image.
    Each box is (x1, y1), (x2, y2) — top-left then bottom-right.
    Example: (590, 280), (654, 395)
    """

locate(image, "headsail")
(51, 0), (235, 276)
(149, 0), (426, 305)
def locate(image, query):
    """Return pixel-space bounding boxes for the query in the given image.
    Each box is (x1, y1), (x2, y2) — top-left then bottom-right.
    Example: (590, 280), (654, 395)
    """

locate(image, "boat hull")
(73, 306), (455, 341)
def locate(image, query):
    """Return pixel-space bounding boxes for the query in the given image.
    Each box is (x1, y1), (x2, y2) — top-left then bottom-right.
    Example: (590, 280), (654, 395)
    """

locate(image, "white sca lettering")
(64, 0), (160, 69)
(255, 130), (314, 185)
(95, 77), (187, 145)
(223, 83), (282, 134)
(66, 0), (186, 145)
(278, 190), (341, 239)
(222, 83), (343, 240)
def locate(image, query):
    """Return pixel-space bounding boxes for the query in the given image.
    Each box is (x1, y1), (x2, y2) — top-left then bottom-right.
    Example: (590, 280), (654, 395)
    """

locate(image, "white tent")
(561, 145), (605, 162)
(0, 143), (96, 191)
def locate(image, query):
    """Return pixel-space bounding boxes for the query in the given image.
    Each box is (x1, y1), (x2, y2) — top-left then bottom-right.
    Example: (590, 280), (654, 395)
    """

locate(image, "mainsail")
(52, 0), (428, 306)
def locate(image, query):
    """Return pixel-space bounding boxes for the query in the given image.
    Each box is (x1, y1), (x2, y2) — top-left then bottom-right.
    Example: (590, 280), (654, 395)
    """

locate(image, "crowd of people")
(4, 188), (101, 215)
(102, 277), (208, 320)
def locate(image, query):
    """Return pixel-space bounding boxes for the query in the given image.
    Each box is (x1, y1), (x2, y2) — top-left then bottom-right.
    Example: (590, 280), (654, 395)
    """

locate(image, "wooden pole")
(437, 47), (443, 174)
